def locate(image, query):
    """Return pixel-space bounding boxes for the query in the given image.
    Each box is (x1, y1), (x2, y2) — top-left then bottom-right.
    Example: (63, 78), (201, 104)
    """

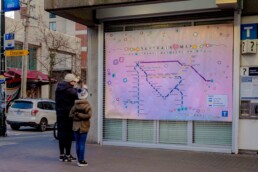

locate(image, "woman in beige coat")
(69, 85), (92, 167)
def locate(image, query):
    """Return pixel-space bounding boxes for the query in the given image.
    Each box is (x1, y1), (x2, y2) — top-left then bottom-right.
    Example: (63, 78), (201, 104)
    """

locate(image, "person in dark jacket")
(55, 73), (78, 162)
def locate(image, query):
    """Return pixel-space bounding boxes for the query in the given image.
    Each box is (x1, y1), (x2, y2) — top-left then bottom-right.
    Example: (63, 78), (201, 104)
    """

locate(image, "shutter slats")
(193, 122), (232, 146)
(159, 121), (187, 144)
(127, 120), (154, 143)
(103, 119), (123, 141)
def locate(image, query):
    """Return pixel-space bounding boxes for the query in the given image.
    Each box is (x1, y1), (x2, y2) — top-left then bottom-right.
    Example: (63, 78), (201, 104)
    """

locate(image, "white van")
(6, 99), (56, 131)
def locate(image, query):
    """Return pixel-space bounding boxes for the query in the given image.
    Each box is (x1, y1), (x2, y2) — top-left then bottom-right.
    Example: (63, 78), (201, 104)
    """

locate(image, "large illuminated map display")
(105, 24), (233, 121)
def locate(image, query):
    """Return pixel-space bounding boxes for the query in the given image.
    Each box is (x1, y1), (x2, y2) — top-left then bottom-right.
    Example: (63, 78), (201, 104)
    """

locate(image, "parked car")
(6, 99), (56, 131)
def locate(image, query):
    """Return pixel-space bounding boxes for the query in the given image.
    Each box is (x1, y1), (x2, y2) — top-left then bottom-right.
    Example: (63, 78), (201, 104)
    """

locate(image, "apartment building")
(14, 0), (87, 82)
(5, 6), (81, 99)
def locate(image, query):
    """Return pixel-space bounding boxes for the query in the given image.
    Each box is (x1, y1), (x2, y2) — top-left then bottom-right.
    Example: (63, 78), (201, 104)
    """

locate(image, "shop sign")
(241, 24), (257, 40)
(4, 0), (20, 12)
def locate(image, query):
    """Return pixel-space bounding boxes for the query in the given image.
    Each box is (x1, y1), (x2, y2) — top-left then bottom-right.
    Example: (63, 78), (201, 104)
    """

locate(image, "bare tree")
(5, 14), (81, 99)
(5, 18), (24, 34)
(34, 15), (81, 99)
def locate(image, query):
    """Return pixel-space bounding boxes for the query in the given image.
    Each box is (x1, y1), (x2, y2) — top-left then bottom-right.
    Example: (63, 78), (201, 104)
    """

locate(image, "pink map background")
(105, 24), (233, 121)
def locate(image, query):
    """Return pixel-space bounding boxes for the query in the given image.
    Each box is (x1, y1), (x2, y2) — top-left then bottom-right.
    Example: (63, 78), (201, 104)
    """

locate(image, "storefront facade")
(44, 0), (258, 154)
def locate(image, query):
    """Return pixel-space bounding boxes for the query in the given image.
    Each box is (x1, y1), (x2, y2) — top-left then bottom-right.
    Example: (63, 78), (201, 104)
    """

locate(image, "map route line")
(134, 62), (183, 100)
(129, 59), (213, 115)
(133, 63), (140, 114)
(132, 62), (184, 115)
(139, 60), (212, 83)
(190, 66), (212, 82)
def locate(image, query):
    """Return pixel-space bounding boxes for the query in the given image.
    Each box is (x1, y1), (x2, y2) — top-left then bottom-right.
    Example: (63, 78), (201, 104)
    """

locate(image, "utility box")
(242, 39), (257, 54)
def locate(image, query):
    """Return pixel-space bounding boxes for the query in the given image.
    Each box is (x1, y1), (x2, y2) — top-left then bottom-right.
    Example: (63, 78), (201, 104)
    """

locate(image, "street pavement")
(1, 128), (258, 172)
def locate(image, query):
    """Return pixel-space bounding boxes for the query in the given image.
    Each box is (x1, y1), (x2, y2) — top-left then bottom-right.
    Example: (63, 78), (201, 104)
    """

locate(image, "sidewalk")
(0, 133), (258, 172)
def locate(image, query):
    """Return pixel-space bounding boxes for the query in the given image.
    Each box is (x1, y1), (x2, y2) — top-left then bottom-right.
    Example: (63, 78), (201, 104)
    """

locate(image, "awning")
(4, 68), (54, 84)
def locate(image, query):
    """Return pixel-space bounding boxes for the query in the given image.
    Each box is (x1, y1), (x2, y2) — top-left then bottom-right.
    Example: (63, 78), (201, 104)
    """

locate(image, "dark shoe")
(65, 155), (76, 162)
(59, 154), (65, 162)
(77, 160), (88, 167)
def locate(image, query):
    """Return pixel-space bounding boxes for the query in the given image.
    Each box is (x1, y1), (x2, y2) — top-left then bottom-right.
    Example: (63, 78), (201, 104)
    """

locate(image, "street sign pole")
(21, 0), (32, 99)
(0, 0), (7, 137)
(1, 0), (5, 75)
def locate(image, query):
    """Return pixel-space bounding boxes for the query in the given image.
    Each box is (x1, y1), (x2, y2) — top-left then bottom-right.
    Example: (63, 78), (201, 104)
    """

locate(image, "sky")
(0, 0), (15, 19)
(5, 11), (14, 18)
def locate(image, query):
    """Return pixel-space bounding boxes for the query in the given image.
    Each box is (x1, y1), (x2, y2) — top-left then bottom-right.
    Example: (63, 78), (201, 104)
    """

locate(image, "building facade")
(14, 0), (88, 82)
(44, 0), (258, 154)
(5, 16), (81, 99)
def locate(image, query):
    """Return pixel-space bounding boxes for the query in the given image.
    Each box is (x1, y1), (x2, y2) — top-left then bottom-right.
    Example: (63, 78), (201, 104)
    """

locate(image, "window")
(49, 13), (56, 18)
(6, 44), (37, 70)
(12, 101), (33, 109)
(51, 102), (56, 110)
(38, 102), (54, 110)
(49, 22), (56, 31)
(28, 47), (37, 70)
(6, 44), (22, 68)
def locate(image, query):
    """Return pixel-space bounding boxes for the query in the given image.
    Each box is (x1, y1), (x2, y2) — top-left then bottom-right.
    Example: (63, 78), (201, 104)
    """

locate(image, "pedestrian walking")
(55, 73), (78, 162)
(69, 84), (92, 167)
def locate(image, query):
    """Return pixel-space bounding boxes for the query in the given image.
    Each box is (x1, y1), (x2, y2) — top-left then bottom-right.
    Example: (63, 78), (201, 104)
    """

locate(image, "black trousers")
(59, 136), (72, 155)
(57, 116), (74, 155)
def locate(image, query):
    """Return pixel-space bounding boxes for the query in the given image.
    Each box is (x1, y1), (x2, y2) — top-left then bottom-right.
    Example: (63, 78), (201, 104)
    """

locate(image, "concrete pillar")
(87, 26), (99, 143)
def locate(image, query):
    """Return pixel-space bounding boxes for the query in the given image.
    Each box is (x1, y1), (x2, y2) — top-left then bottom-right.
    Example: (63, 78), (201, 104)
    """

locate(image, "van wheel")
(38, 118), (48, 131)
(11, 124), (20, 130)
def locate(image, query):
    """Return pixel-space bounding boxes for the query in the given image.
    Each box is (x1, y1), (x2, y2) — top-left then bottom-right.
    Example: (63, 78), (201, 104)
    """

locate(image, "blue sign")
(4, 33), (15, 50)
(0, 75), (5, 84)
(241, 24), (257, 40)
(5, 33), (14, 40)
(4, 0), (20, 12)
(221, 111), (228, 117)
(249, 67), (258, 76)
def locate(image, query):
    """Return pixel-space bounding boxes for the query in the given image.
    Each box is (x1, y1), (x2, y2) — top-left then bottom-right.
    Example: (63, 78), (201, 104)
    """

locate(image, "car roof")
(14, 98), (55, 103)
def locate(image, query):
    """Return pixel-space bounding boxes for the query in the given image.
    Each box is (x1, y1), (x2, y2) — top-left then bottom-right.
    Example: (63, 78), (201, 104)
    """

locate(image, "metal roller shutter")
(159, 121), (187, 145)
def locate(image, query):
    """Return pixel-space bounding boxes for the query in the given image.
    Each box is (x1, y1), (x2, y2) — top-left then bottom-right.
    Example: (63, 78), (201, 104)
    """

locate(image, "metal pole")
(0, 0), (4, 74)
(21, 0), (31, 98)
(0, 0), (6, 136)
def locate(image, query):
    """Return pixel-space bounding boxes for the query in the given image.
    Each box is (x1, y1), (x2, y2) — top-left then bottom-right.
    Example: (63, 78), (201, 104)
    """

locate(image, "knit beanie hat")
(77, 85), (88, 99)
(64, 73), (78, 82)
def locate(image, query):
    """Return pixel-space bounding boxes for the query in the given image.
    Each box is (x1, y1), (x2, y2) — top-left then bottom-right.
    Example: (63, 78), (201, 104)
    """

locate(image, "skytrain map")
(105, 24), (233, 121)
